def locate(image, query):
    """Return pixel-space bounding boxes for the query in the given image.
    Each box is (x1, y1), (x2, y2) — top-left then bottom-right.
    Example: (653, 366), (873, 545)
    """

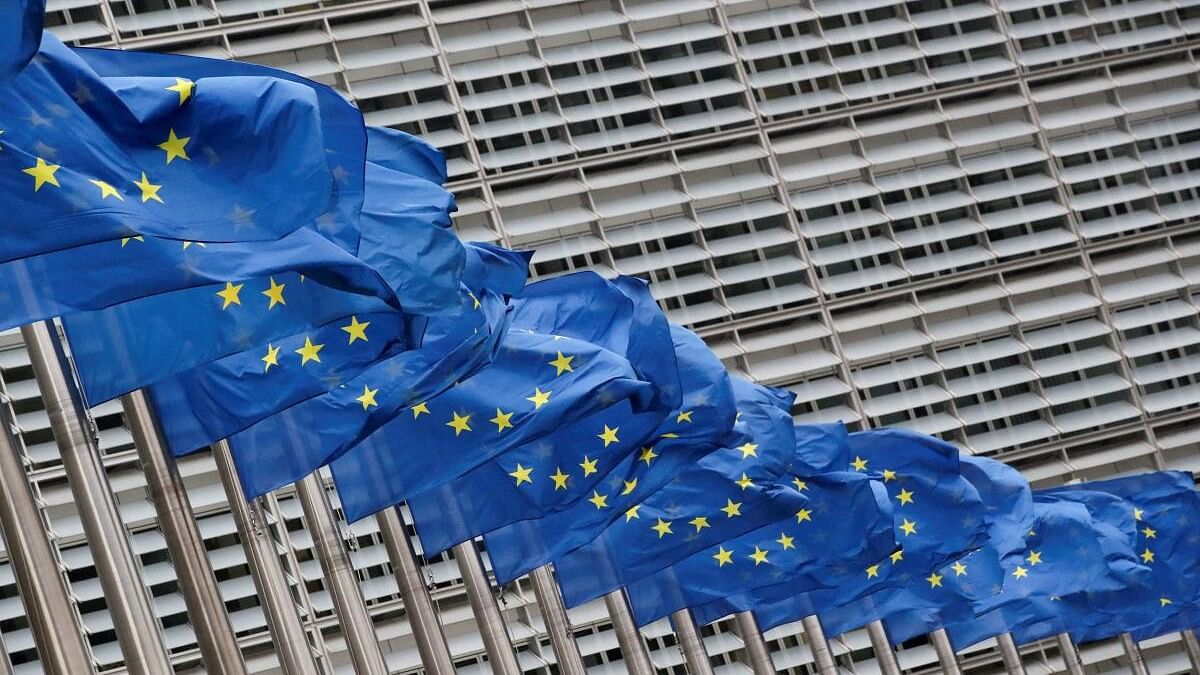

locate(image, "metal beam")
(453, 540), (522, 674)
(121, 390), (247, 675)
(996, 632), (1027, 675)
(604, 590), (655, 675)
(866, 621), (901, 675)
(929, 628), (963, 675)
(21, 322), (173, 675)
(529, 566), (586, 675)
(734, 612), (775, 675)
(671, 609), (715, 675)
(295, 473), (389, 674)
(1120, 633), (1151, 675)
(801, 616), (837, 675)
(1055, 634), (1085, 675)
(376, 507), (456, 675)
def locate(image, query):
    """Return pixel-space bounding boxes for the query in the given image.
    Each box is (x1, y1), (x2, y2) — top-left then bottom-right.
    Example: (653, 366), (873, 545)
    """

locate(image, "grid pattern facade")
(0, 0), (1195, 673)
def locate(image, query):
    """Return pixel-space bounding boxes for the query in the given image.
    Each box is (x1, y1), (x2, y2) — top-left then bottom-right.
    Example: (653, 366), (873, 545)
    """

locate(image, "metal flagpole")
(211, 440), (322, 675)
(528, 565), (587, 675)
(376, 507), (456, 675)
(733, 611), (774, 674)
(866, 621), (901, 675)
(452, 540), (523, 674)
(1181, 630), (1200, 673)
(604, 590), (656, 675)
(21, 321), (174, 675)
(0, 630), (14, 675)
(928, 628), (963, 675)
(671, 609), (715, 675)
(1055, 634), (1085, 675)
(121, 390), (248, 675)
(996, 632), (1027, 674)
(294, 473), (389, 674)
(801, 615), (837, 675)
(0, 399), (94, 675)
(1120, 633), (1151, 675)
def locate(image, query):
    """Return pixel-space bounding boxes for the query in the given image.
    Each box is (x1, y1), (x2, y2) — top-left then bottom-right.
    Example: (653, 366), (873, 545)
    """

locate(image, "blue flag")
(483, 325), (736, 584)
(1, 36), (331, 261)
(553, 379), (808, 608)
(1, 0), (43, 83)
(330, 274), (678, 520)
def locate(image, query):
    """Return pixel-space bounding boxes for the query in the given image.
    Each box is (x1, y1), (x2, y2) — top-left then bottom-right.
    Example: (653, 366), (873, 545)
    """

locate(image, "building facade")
(6, 0), (1198, 672)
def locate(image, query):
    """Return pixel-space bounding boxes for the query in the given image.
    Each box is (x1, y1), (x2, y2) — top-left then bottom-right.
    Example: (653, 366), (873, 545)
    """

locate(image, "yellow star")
(467, 290), (481, 309)
(1160, 597), (1172, 607)
(261, 344), (280, 372)
(216, 281), (243, 309)
(882, 469), (897, 482)
(652, 518), (673, 538)
(341, 316), (370, 344)
(120, 236), (144, 247)
(550, 467), (570, 491)
(446, 412), (472, 436)
(261, 277), (286, 309)
(294, 336), (324, 365)
(866, 564), (880, 579)
(927, 573), (943, 588)
(527, 387), (551, 409)
(895, 489), (914, 506)
(952, 561), (968, 576)
(899, 519), (917, 536)
(548, 351), (574, 376)
(890, 549), (904, 564)
(157, 129), (190, 164)
(777, 532), (795, 550)
(182, 241), (206, 249)
(588, 491), (609, 509)
(1141, 548), (1155, 564)
(735, 473), (754, 490)
(23, 158), (61, 191)
(661, 432), (679, 439)
(579, 455), (598, 476)
(851, 456), (868, 472)
(750, 546), (769, 566)
(621, 478), (638, 496)
(792, 478), (808, 491)
(639, 447), (658, 465)
(355, 385), (379, 410)
(625, 504), (641, 522)
(795, 508), (812, 523)
(1134, 508), (1144, 521)
(676, 410), (693, 423)
(509, 464), (533, 486)
(1013, 566), (1028, 579)
(88, 178), (124, 200)
(713, 547), (733, 567)
(689, 516), (710, 532)
(1142, 526), (1157, 539)
(490, 408), (514, 432)
(721, 498), (742, 518)
(134, 172), (163, 203)
(411, 402), (430, 418)
(738, 442), (758, 458)
(597, 425), (619, 447)
(166, 78), (194, 105)
(1025, 550), (1043, 566)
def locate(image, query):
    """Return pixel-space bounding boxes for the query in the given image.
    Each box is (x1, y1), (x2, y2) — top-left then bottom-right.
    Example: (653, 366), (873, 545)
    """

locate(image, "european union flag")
(1038, 472), (1199, 642)
(483, 324), (736, 584)
(329, 273), (678, 519)
(553, 379), (808, 608)
(1, 36), (332, 260)
(1, 0), (43, 82)
(624, 456), (896, 626)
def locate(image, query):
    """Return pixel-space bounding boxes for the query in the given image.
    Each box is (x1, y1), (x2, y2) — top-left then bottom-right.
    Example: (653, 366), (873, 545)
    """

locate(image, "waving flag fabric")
(1, 0), (43, 83)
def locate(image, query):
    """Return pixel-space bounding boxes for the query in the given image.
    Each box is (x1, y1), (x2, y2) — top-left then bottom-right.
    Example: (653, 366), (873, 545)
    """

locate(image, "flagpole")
(0, 397), (95, 674)
(604, 590), (656, 674)
(866, 621), (902, 675)
(211, 440), (323, 675)
(528, 566), (587, 675)
(1055, 634), (1085, 675)
(1119, 633), (1150, 675)
(1181, 630), (1200, 673)
(671, 609), (715, 675)
(0, 630), (13, 675)
(928, 628), (963, 675)
(376, 507), (456, 674)
(733, 611), (775, 674)
(121, 390), (248, 675)
(996, 632), (1027, 674)
(800, 615), (837, 675)
(452, 540), (523, 674)
(294, 473), (389, 674)
(21, 321), (174, 675)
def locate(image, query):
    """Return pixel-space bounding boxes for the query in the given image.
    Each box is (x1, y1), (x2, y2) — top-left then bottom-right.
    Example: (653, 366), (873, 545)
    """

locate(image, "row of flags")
(5, 0), (1199, 662)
